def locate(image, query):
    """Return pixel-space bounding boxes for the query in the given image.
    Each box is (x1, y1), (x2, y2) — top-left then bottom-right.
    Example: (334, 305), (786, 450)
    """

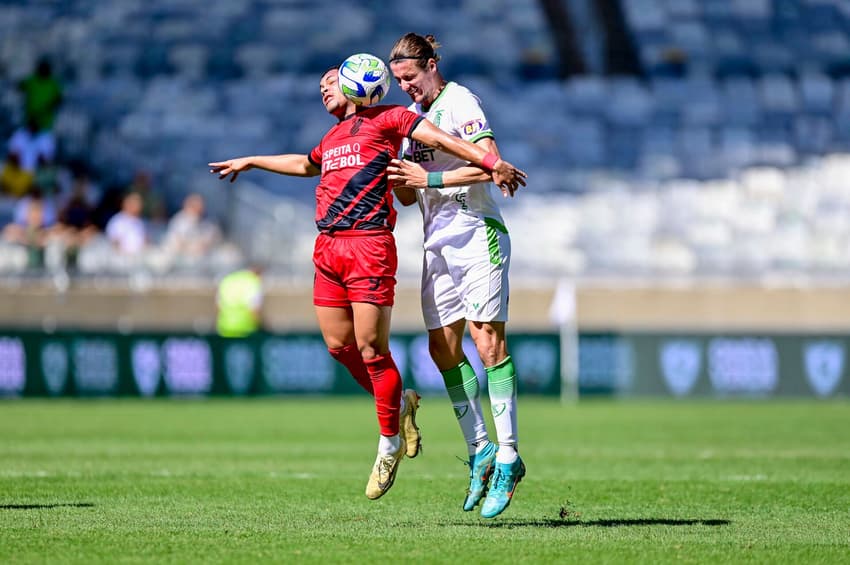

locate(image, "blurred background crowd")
(2, 0), (850, 285)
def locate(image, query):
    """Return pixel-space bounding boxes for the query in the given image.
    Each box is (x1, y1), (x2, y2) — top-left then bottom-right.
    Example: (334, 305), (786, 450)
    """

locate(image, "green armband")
(427, 171), (444, 188)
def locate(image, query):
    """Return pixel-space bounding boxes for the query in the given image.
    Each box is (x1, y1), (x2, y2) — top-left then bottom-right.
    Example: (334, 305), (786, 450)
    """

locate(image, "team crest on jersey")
(350, 117), (363, 135)
(461, 119), (484, 136)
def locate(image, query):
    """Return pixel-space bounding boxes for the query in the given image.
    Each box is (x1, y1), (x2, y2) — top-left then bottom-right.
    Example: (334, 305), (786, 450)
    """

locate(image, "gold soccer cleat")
(400, 389), (422, 458)
(365, 437), (406, 500)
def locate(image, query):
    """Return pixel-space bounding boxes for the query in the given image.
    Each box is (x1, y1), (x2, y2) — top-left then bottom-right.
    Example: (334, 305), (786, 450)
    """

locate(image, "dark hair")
(389, 33), (441, 68)
(35, 57), (52, 76)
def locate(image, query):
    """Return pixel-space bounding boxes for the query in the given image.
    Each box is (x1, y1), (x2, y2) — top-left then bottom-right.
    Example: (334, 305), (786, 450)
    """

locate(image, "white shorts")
(420, 220), (510, 330)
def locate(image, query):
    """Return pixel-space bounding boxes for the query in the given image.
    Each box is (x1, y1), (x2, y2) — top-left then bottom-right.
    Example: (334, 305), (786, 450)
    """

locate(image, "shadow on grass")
(0, 503), (95, 510)
(452, 518), (731, 528)
(461, 518), (730, 528)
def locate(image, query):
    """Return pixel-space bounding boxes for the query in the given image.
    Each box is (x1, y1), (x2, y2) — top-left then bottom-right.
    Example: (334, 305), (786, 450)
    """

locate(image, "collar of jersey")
(340, 107), (364, 122)
(421, 81), (454, 113)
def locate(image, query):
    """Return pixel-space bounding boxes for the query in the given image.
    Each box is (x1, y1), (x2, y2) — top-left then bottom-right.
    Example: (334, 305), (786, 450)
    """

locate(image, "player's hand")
(208, 158), (253, 183)
(387, 159), (428, 189)
(492, 159), (527, 197)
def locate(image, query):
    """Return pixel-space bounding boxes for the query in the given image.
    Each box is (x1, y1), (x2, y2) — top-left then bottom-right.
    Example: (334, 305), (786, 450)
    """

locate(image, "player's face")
(319, 69), (350, 118)
(390, 58), (441, 107)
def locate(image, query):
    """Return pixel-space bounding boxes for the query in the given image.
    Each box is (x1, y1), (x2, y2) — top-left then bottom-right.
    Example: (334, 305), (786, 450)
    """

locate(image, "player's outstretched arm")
(388, 159), (489, 187)
(388, 139), (524, 197)
(409, 120), (527, 195)
(208, 154), (320, 183)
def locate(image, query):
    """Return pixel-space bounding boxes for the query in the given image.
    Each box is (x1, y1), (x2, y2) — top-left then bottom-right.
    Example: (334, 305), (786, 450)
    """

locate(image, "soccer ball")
(338, 53), (391, 106)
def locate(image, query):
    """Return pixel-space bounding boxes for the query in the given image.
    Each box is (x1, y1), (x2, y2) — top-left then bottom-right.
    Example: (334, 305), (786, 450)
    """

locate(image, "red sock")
(364, 354), (402, 436)
(328, 344), (374, 395)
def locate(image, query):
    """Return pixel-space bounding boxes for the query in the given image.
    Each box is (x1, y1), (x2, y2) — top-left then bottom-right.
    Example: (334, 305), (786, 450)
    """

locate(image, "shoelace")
(377, 455), (396, 480)
(490, 467), (510, 493)
(461, 450), (496, 475)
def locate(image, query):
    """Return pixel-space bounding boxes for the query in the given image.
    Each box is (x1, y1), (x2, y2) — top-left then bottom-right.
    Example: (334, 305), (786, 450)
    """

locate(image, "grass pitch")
(1, 398), (848, 563)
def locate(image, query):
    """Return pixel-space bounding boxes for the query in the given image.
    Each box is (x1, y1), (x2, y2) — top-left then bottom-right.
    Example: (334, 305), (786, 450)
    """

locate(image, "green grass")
(1, 398), (849, 564)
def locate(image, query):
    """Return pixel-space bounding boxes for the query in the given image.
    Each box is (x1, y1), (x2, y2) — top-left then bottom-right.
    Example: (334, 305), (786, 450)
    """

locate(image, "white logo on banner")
(708, 338), (778, 394)
(225, 343), (254, 395)
(163, 338), (212, 395)
(660, 340), (701, 396)
(0, 337), (25, 394)
(131, 341), (161, 397)
(512, 340), (557, 390)
(73, 339), (118, 393)
(804, 341), (844, 397)
(41, 342), (68, 395)
(261, 338), (334, 391)
(578, 337), (635, 390)
(408, 335), (484, 394)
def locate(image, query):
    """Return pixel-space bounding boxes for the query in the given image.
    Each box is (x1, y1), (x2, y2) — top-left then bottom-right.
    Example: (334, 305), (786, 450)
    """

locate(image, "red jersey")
(308, 105), (423, 233)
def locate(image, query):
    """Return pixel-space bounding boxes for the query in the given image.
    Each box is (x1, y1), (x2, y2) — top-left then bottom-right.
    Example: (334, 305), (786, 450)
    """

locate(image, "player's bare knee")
(359, 344), (379, 362)
(477, 345), (501, 367)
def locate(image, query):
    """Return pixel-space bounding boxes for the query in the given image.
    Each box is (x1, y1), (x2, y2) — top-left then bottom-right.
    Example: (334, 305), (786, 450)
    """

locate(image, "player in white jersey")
(387, 33), (527, 519)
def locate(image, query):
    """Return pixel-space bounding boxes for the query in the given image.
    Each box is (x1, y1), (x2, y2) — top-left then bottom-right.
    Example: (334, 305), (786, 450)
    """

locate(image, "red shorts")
(313, 230), (398, 307)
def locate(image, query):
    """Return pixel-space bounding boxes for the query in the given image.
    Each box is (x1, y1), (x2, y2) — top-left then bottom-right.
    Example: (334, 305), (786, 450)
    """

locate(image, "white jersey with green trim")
(401, 81), (506, 247)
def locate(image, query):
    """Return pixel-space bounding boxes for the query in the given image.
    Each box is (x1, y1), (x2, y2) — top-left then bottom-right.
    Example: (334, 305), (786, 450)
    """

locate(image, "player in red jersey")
(209, 64), (526, 500)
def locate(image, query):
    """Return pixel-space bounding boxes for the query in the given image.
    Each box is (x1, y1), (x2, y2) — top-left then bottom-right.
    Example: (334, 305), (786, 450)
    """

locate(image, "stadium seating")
(1, 0), (850, 281)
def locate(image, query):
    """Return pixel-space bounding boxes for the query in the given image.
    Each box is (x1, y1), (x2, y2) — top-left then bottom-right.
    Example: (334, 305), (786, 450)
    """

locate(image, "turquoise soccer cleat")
(462, 441), (497, 511)
(480, 456), (526, 519)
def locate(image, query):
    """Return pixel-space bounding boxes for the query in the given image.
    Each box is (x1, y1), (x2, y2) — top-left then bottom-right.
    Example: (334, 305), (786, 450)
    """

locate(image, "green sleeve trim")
(470, 132), (495, 144)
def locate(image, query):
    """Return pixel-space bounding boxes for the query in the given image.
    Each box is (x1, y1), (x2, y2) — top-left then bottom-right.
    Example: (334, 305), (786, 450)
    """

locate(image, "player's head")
(389, 33), (444, 107)
(319, 66), (353, 119)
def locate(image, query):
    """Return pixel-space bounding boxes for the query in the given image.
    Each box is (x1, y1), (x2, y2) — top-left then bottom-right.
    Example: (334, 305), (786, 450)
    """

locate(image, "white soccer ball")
(338, 53), (391, 106)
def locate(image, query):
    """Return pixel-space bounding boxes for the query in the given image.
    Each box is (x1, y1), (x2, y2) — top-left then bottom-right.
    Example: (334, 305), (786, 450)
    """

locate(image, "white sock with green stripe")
(486, 356), (518, 464)
(441, 358), (489, 456)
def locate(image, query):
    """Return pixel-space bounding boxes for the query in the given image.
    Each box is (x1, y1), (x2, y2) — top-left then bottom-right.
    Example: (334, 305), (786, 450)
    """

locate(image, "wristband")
(427, 171), (444, 188)
(481, 153), (499, 172)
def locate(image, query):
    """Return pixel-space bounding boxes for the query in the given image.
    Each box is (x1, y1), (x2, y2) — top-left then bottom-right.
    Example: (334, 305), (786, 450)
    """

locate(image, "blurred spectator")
(18, 57), (63, 134)
(92, 184), (127, 231)
(216, 263), (264, 338)
(128, 170), (167, 225)
(58, 183), (96, 233)
(1, 118), (56, 197)
(59, 160), (101, 209)
(2, 198), (49, 269)
(105, 192), (147, 255)
(54, 180), (99, 269)
(163, 193), (222, 259)
(13, 187), (57, 228)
